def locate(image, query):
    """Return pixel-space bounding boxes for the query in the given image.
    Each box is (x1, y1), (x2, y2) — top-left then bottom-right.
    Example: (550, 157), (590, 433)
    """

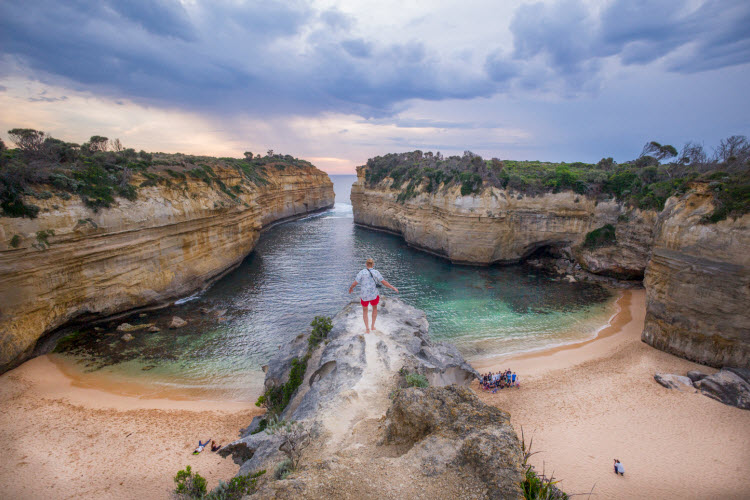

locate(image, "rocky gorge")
(351, 166), (749, 369)
(0, 161), (334, 374)
(220, 298), (527, 499)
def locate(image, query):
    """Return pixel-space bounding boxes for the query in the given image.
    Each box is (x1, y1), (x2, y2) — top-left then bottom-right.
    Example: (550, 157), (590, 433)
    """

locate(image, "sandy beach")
(0, 355), (263, 500)
(1, 290), (748, 499)
(474, 290), (750, 499)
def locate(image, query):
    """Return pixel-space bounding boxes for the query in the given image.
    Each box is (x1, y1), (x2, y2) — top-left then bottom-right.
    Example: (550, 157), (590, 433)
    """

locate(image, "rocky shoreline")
(221, 298), (527, 499)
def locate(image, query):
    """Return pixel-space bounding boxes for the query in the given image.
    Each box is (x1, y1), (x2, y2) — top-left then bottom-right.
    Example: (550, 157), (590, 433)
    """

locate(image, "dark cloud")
(0, 0), (747, 119)
(492, 0), (750, 92)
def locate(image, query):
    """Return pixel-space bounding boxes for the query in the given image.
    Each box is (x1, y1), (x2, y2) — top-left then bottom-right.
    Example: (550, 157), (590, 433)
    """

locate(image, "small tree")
(111, 138), (123, 152)
(265, 417), (311, 470)
(266, 149), (274, 157)
(8, 128), (47, 155)
(244, 151), (253, 160)
(88, 135), (109, 152)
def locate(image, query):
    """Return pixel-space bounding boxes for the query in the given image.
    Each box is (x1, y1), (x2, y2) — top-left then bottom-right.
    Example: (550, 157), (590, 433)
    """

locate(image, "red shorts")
(360, 295), (380, 307)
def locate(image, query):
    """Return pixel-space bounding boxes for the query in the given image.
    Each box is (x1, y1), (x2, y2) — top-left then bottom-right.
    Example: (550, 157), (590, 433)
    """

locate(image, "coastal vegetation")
(253, 315), (332, 431)
(173, 466), (265, 499)
(363, 136), (750, 221)
(582, 224), (617, 249)
(0, 128), (316, 218)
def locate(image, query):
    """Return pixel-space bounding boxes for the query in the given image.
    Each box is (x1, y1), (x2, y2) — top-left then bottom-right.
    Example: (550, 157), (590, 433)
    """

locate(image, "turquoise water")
(56, 175), (615, 400)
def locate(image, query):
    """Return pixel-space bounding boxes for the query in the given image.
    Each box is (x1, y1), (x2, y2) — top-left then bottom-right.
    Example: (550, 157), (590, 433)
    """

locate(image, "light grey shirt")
(355, 268), (383, 301)
(615, 463), (624, 473)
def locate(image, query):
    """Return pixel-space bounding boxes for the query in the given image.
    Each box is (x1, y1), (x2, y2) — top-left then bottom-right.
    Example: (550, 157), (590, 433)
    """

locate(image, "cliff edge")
(221, 298), (524, 499)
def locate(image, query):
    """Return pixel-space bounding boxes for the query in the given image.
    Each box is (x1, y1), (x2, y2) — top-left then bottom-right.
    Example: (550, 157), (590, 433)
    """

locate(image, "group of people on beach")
(480, 369), (519, 392)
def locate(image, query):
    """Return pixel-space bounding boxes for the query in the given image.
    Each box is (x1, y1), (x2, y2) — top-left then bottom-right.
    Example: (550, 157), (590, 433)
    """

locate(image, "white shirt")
(355, 268), (383, 301)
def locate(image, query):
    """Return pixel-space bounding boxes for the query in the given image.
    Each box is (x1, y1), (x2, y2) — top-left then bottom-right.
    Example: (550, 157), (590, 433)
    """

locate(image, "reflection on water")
(57, 175), (615, 401)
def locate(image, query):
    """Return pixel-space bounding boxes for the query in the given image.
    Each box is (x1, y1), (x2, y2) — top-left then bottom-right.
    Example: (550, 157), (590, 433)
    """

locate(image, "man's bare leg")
(362, 305), (370, 333)
(371, 303), (378, 331)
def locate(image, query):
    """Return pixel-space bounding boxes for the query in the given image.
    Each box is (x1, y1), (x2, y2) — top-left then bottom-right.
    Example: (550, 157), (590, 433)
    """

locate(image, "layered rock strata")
(221, 298), (524, 499)
(0, 165), (333, 373)
(350, 166), (655, 277)
(643, 183), (750, 368)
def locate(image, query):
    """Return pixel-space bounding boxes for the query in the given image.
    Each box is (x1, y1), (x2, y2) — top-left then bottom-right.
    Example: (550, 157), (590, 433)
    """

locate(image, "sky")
(1, 0), (749, 174)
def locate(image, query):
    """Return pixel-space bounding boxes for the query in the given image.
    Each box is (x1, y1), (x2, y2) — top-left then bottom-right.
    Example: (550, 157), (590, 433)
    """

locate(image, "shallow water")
(56, 175), (615, 401)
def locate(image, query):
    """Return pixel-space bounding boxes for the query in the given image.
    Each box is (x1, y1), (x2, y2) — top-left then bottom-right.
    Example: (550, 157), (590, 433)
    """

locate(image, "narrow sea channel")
(54, 175), (615, 401)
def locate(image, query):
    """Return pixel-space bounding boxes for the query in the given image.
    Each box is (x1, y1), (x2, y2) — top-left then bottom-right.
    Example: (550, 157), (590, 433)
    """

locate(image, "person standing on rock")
(348, 258), (398, 333)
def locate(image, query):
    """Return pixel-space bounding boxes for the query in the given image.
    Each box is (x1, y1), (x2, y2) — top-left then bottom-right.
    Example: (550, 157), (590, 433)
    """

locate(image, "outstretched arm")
(348, 281), (358, 294)
(381, 280), (398, 293)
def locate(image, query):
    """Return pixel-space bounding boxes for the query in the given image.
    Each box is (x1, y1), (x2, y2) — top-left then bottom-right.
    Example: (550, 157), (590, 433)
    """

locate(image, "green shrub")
(274, 459), (293, 480)
(204, 470), (265, 499)
(582, 224), (616, 249)
(309, 316), (332, 350)
(256, 356), (308, 415)
(9, 234), (21, 248)
(34, 229), (55, 250)
(173, 465), (207, 499)
(404, 372), (429, 388)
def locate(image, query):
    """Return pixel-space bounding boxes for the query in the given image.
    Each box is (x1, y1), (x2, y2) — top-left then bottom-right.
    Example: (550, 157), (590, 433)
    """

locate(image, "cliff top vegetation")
(0, 129), (316, 218)
(362, 136), (750, 222)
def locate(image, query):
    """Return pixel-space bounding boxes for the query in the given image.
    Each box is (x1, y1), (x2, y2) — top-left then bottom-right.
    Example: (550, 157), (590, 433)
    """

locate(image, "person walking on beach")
(348, 258), (398, 333)
(613, 459), (624, 476)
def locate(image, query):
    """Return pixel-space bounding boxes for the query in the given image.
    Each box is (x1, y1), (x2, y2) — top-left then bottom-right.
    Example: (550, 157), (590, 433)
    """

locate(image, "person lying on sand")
(193, 439), (210, 454)
(211, 440), (222, 452)
(614, 459), (624, 475)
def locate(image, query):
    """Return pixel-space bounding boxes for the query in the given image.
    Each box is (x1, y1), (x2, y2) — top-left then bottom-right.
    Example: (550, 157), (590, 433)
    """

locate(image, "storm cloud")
(2, 0), (748, 118)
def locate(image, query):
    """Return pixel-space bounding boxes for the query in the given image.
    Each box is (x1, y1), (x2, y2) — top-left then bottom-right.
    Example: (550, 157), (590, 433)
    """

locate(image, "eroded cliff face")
(643, 183), (750, 368)
(0, 165), (333, 373)
(351, 166), (655, 275)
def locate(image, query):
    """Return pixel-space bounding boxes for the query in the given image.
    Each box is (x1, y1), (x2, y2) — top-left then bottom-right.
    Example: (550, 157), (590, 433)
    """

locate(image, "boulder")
(116, 323), (154, 332)
(687, 370), (707, 383)
(695, 368), (750, 410)
(147, 325), (160, 333)
(654, 373), (694, 391)
(382, 385), (524, 499)
(169, 316), (187, 329)
(121, 333), (134, 342)
(199, 307), (210, 315)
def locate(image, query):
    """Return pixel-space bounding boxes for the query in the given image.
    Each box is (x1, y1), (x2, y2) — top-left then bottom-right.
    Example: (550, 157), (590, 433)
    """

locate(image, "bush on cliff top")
(0, 128), (316, 217)
(362, 137), (750, 221)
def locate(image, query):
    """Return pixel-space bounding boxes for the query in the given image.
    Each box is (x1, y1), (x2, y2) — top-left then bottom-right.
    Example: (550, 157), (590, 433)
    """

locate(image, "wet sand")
(474, 290), (750, 499)
(0, 356), (263, 500)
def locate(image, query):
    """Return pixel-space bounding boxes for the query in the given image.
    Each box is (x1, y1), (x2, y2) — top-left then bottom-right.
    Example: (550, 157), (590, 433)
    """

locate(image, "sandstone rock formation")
(351, 166), (655, 275)
(694, 368), (750, 410)
(0, 164), (333, 373)
(168, 317), (188, 329)
(222, 298), (523, 499)
(643, 183), (750, 368)
(653, 373), (694, 391)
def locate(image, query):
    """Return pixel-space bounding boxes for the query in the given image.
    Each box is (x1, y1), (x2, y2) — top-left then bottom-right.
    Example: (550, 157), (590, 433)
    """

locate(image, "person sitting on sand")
(193, 439), (210, 454)
(348, 258), (399, 333)
(211, 440), (222, 452)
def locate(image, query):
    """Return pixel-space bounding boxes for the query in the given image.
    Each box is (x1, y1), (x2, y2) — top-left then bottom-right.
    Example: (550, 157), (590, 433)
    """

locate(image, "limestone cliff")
(0, 164), (333, 373)
(643, 183), (750, 368)
(351, 165), (654, 275)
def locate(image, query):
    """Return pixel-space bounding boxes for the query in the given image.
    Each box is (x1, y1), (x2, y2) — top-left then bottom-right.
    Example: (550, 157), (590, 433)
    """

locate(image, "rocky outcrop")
(642, 183), (750, 369)
(382, 385), (524, 499)
(222, 298), (523, 498)
(351, 166), (655, 275)
(694, 368), (750, 410)
(0, 164), (333, 373)
(653, 373), (695, 391)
